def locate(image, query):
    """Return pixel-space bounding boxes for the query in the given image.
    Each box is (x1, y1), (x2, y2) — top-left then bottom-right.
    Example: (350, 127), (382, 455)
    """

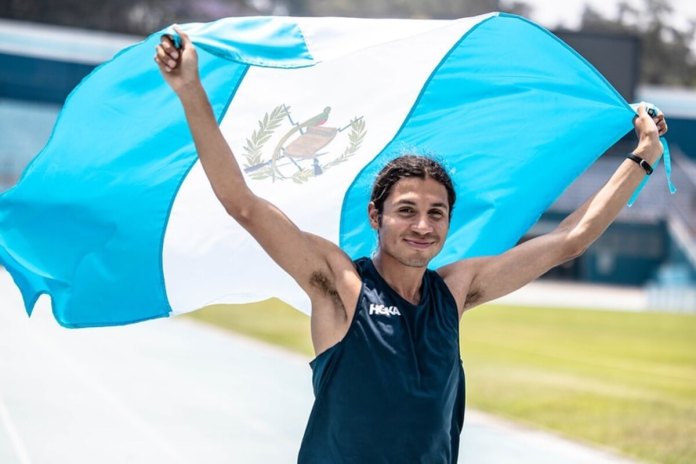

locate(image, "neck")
(372, 252), (427, 305)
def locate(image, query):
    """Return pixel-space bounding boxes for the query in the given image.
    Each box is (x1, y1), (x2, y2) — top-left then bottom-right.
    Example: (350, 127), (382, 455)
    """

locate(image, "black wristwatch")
(626, 153), (653, 175)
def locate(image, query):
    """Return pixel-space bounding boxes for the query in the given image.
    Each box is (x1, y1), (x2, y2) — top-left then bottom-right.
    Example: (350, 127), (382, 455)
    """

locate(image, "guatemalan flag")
(0, 13), (638, 327)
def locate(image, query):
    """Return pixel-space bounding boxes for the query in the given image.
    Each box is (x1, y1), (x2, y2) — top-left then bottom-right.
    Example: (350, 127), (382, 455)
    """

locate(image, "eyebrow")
(395, 199), (449, 210)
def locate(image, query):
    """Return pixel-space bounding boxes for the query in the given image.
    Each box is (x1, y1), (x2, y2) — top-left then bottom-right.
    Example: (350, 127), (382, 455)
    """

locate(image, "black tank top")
(298, 257), (465, 464)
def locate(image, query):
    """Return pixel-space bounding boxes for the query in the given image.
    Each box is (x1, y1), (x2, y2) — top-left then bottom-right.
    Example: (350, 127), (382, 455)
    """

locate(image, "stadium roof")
(0, 18), (140, 65)
(638, 84), (696, 120)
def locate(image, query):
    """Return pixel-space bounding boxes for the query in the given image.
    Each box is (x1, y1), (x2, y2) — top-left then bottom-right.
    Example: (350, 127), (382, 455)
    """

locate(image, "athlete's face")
(369, 176), (450, 268)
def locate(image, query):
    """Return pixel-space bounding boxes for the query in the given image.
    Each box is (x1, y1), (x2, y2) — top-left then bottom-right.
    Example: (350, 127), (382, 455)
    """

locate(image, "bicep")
(448, 230), (572, 311)
(235, 194), (345, 293)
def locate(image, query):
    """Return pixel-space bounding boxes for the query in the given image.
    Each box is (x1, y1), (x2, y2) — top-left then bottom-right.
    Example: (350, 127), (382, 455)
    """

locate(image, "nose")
(411, 214), (433, 234)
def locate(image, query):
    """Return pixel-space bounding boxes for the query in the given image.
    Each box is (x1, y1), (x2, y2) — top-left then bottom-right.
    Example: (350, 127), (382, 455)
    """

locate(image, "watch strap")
(627, 153), (653, 175)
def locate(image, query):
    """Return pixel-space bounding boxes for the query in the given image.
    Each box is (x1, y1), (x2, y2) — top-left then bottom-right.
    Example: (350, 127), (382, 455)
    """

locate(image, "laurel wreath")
(243, 105), (288, 180)
(242, 105), (367, 183)
(319, 118), (366, 171)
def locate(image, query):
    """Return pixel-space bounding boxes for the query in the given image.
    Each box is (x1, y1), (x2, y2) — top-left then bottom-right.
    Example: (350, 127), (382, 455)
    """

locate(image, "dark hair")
(370, 155), (456, 218)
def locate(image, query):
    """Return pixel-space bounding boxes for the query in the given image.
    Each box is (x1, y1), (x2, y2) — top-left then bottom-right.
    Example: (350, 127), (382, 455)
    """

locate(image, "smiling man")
(155, 27), (666, 464)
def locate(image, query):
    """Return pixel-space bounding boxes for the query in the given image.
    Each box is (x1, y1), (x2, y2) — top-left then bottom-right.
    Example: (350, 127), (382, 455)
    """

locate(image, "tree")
(579, 0), (696, 86)
(281, 0), (531, 19)
(0, 0), (532, 35)
(0, 0), (268, 35)
(291, 0), (497, 19)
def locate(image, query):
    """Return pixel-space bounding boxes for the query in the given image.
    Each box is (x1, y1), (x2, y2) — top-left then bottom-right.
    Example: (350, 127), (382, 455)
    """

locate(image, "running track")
(0, 269), (638, 464)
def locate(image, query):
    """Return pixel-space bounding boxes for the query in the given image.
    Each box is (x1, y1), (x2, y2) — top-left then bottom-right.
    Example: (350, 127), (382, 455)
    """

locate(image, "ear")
(368, 202), (380, 230)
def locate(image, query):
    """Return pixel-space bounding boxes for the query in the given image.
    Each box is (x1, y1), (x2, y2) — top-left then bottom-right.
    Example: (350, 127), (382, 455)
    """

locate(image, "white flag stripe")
(162, 16), (491, 314)
(295, 16), (491, 63)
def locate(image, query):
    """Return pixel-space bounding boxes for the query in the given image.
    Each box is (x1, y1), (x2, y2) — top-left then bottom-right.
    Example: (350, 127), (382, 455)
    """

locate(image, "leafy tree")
(284, 0), (529, 19)
(0, 0), (531, 34)
(287, 0), (497, 19)
(0, 0), (268, 34)
(579, 0), (696, 86)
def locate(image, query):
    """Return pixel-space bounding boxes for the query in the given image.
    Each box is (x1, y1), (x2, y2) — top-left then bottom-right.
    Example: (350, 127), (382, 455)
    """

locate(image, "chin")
(382, 244), (440, 268)
(397, 254), (433, 268)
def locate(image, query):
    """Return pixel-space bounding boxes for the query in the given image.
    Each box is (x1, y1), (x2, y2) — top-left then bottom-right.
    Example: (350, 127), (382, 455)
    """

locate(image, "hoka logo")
(369, 303), (401, 317)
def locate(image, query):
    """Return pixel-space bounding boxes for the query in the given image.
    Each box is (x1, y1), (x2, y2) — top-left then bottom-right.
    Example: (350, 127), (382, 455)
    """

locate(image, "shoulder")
(436, 258), (484, 315)
(303, 234), (359, 279)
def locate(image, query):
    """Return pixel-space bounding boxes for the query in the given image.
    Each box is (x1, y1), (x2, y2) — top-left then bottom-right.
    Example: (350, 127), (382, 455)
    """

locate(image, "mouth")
(403, 237), (437, 249)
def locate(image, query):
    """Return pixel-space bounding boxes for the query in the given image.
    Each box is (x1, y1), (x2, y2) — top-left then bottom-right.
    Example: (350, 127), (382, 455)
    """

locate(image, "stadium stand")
(0, 19), (138, 188)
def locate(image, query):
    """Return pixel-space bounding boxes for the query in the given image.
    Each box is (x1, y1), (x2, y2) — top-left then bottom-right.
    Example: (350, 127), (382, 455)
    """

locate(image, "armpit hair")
(309, 271), (346, 315)
(465, 287), (482, 308)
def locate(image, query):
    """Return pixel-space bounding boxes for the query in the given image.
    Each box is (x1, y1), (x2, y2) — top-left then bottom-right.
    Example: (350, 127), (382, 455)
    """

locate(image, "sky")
(507, 0), (696, 30)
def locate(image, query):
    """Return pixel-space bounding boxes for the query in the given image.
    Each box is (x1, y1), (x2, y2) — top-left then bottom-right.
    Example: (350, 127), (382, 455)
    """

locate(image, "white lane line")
(0, 388), (33, 464)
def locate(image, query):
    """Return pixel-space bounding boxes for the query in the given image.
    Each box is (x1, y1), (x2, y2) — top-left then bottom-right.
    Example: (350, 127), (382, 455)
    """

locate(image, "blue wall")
(0, 53), (95, 104)
(664, 118), (696, 161)
(532, 212), (669, 286)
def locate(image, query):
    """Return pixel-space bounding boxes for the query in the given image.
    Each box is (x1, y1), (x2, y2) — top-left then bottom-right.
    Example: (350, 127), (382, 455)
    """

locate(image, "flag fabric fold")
(0, 13), (637, 327)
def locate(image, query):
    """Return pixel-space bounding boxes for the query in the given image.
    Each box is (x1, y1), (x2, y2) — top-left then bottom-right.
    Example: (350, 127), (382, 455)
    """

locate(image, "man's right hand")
(154, 26), (200, 96)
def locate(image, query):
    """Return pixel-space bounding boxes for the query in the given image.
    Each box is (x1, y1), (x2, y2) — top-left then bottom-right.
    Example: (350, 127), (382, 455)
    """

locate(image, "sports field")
(188, 301), (696, 464)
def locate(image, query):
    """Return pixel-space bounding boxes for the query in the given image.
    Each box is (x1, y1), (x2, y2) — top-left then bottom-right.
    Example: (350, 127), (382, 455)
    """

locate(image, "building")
(0, 19), (138, 188)
(526, 30), (696, 310)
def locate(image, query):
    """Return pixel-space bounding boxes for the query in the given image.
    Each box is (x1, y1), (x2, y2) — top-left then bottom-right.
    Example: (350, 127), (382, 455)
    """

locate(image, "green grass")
(187, 301), (696, 464)
(460, 305), (696, 464)
(189, 299), (314, 356)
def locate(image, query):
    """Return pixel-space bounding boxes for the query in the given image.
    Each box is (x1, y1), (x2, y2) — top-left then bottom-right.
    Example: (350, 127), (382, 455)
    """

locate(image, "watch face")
(640, 159), (653, 174)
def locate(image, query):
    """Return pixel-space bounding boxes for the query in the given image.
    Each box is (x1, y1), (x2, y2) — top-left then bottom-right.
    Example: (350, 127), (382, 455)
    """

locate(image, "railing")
(648, 286), (696, 312)
(648, 149), (696, 312)
(668, 149), (696, 237)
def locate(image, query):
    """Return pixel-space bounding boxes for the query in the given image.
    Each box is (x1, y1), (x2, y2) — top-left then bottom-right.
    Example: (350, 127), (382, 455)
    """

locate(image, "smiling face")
(369, 176), (450, 268)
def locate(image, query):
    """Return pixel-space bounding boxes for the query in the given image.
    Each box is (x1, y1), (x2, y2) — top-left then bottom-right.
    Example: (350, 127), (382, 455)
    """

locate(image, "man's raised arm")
(440, 104), (668, 314)
(153, 27), (349, 299)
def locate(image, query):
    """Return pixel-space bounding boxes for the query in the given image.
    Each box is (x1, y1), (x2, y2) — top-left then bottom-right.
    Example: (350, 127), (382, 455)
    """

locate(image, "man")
(155, 27), (667, 463)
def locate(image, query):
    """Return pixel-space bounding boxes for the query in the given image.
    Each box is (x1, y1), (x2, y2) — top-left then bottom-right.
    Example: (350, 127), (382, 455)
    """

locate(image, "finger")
(160, 34), (174, 48)
(156, 45), (177, 69)
(633, 103), (650, 125)
(160, 36), (179, 60)
(173, 25), (193, 49)
(636, 102), (647, 117)
(154, 54), (171, 73)
(654, 117), (666, 132)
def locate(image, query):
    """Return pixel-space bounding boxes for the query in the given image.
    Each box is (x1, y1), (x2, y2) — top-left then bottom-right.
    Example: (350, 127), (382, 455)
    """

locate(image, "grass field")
(188, 300), (696, 464)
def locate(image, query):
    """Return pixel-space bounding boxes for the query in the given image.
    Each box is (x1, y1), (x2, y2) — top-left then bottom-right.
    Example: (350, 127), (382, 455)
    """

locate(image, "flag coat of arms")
(0, 13), (637, 327)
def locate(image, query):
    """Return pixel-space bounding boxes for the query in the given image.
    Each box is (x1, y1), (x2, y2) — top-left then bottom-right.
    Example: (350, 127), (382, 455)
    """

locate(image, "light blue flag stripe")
(162, 16), (314, 67)
(0, 19), (312, 327)
(340, 14), (635, 265)
(0, 14), (657, 327)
